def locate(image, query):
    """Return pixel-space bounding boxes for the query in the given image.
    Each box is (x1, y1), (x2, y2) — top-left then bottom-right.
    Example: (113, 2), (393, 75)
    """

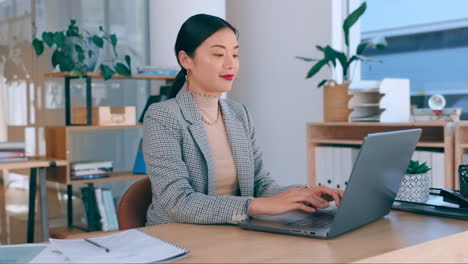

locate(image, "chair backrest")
(117, 177), (152, 230)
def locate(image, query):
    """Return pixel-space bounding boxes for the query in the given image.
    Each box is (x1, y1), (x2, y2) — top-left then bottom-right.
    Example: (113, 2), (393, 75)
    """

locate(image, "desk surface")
(73, 210), (468, 263)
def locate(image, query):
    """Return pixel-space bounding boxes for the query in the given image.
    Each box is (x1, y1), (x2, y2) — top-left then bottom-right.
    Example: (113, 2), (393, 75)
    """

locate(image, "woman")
(143, 14), (343, 226)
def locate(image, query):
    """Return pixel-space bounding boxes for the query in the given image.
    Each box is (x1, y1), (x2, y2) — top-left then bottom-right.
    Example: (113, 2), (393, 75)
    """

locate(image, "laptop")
(239, 129), (422, 239)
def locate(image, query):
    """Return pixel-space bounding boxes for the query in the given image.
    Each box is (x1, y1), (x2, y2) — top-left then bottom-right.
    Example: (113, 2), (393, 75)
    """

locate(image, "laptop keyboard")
(286, 209), (337, 228)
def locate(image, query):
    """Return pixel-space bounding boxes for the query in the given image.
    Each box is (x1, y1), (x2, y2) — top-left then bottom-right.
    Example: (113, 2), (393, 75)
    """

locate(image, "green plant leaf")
(376, 43), (387, 50)
(32, 38), (44, 56)
(99, 25), (104, 32)
(110, 34), (117, 48)
(315, 45), (325, 51)
(343, 2), (367, 47)
(66, 19), (79, 37)
(88, 50), (93, 58)
(53, 50), (74, 72)
(92, 36), (104, 48)
(406, 160), (432, 174)
(125, 55), (132, 73)
(356, 42), (369, 55)
(317, 79), (328, 88)
(42, 32), (55, 47)
(323, 46), (337, 67)
(115, 62), (131, 76)
(295, 56), (318, 62)
(53, 32), (65, 47)
(100, 64), (115, 80)
(75, 45), (85, 62)
(306, 59), (328, 79)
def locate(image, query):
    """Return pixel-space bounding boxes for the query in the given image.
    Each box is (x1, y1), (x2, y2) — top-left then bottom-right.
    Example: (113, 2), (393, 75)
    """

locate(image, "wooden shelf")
(65, 124), (143, 131)
(69, 172), (147, 184)
(307, 122), (455, 189)
(44, 71), (176, 81)
(0, 157), (68, 170)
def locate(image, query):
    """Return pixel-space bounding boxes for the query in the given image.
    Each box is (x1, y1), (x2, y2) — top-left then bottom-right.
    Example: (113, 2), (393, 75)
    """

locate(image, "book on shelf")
(81, 186), (119, 231)
(80, 186), (103, 232)
(0, 151), (26, 159)
(71, 160), (113, 171)
(71, 173), (111, 180)
(102, 188), (119, 231)
(0, 141), (25, 150)
(136, 66), (178, 76)
(0, 157), (28, 163)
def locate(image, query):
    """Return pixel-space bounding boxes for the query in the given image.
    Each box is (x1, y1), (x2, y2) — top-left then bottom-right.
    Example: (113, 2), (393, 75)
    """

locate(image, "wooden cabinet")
(307, 122), (455, 188)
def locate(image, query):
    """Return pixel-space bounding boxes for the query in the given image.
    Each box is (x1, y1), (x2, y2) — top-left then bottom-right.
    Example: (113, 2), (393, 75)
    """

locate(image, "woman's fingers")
(295, 192), (329, 209)
(295, 203), (317, 213)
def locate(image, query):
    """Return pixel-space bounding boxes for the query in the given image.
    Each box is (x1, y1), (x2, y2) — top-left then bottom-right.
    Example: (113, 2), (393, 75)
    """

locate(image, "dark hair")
(168, 14), (238, 99)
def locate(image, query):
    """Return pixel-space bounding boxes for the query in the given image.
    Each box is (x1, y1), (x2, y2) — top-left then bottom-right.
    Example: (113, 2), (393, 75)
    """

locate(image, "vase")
(395, 173), (430, 203)
(323, 81), (352, 122)
(64, 36), (100, 72)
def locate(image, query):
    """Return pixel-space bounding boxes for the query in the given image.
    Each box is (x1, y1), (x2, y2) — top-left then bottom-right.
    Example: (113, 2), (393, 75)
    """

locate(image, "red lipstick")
(220, 74), (234, 81)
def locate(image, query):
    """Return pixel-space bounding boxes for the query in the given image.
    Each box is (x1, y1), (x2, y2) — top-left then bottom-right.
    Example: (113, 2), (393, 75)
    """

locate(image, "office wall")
(148, 0), (226, 69)
(226, 0), (338, 185)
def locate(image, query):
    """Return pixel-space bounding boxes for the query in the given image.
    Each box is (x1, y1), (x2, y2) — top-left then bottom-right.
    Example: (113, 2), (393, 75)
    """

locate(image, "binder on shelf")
(133, 139), (147, 174)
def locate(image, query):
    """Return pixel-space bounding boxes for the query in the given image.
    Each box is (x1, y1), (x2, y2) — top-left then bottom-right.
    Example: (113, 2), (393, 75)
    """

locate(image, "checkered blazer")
(143, 86), (290, 226)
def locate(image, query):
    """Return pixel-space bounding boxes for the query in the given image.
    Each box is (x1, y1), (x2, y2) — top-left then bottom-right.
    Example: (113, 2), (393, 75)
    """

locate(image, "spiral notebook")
(37, 229), (189, 263)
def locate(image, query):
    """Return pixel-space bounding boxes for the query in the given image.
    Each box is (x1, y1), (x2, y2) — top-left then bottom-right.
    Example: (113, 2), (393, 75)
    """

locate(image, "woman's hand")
(248, 186), (344, 217)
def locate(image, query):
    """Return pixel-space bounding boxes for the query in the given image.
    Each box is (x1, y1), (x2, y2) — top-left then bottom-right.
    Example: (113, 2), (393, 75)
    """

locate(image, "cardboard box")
(73, 106), (136, 126)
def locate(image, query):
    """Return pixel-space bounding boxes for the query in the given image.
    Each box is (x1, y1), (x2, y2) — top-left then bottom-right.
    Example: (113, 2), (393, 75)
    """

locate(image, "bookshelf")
(41, 72), (174, 237)
(307, 122), (456, 189)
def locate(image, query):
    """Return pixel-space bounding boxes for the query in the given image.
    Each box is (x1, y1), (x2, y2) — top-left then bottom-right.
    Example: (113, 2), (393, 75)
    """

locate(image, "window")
(360, 0), (468, 118)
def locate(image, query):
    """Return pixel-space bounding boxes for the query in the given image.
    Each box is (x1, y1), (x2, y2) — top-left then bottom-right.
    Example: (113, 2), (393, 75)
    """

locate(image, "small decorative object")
(32, 19), (132, 80)
(296, 2), (387, 122)
(396, 160), (432, 203)
(411, 94), (461, 122)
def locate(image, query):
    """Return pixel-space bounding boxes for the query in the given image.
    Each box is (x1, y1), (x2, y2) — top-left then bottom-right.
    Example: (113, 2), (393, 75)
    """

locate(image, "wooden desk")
(0, 158), (67, 243)
(356, 227), (468, 263)
(73, 211), (468, 263)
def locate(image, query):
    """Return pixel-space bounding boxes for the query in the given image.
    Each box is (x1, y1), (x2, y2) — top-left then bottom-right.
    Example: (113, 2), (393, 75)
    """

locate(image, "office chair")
(117, 177), (152, 230)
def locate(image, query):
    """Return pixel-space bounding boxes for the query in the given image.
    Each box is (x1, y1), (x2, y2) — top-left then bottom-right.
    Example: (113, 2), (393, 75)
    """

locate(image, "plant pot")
(323, 81), (352, 122)
(395, 173), (430, 203)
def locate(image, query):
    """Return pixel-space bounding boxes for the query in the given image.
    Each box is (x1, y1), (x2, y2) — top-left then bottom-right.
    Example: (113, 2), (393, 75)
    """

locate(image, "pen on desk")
(84, 238), (110, 253)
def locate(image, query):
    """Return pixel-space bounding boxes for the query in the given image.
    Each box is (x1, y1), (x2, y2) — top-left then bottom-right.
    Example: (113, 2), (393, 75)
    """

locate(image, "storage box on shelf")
(307, 122), (455, 190)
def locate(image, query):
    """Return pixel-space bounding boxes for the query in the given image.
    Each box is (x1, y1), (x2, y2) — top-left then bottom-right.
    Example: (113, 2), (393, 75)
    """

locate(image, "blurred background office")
(0, 0), (467, 244)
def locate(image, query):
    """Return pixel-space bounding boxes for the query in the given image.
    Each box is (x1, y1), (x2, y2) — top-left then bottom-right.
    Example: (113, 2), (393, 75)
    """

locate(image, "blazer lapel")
(220, 100), (254, 197)
(176, 86), (216, 196)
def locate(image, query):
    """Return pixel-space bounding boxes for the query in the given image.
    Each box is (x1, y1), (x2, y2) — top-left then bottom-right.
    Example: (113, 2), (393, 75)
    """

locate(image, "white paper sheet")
(49, 229), (188, 263)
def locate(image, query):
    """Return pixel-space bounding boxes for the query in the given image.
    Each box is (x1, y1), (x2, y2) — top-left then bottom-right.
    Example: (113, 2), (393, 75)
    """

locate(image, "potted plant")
(296, 2), (386, 122)
(396, 160), (432, 203)
(32, 19), (132, 80)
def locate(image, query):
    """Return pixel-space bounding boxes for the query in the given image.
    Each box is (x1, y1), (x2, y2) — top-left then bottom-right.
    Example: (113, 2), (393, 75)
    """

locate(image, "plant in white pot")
(296, 2), (386, 122)
(396, 160), (432, 203)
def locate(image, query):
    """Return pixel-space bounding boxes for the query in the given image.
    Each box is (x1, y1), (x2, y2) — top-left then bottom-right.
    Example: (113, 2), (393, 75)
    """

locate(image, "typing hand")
(248, 187), (335, 217)
(305, 185), (344, 207)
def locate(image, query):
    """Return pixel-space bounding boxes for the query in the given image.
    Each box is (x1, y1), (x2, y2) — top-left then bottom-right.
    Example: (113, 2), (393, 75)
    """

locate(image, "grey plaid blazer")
(143, 86), (287, 226)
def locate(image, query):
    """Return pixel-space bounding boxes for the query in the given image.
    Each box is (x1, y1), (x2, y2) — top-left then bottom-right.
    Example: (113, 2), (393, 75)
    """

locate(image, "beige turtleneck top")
(191, 90), (240, 196)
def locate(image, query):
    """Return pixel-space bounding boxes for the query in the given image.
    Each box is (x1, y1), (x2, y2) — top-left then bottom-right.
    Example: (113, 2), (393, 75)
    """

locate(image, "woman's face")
(179, 27), (239, 95)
